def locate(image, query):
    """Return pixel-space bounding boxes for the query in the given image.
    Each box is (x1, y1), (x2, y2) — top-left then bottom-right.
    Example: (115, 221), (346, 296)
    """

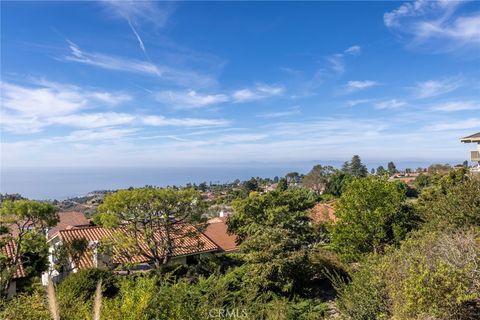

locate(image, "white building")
(461, 132), (480, 172)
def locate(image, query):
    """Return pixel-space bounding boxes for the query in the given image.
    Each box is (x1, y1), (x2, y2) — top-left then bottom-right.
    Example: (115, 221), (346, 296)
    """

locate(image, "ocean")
(0, 160), (439, 200)
(0, 166), (312, 200)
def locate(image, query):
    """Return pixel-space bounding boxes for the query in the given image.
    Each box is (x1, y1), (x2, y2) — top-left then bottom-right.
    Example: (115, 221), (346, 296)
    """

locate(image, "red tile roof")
(1, 240), (26, 279)
(53, 223), (220, 269)
(204, 217), (238, 252)
(309, 202), (337, 224)
(48, 211), (90, 239)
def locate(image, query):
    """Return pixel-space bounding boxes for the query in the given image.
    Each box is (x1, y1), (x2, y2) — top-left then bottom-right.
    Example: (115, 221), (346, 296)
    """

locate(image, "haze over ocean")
(1, 160), (456, 200)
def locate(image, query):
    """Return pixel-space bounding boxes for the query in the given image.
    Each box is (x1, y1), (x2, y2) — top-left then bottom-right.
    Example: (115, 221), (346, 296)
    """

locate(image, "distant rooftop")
(204, 217), (238, 252)
(47, 211), (91, 239)
(461, 132), (480, 143)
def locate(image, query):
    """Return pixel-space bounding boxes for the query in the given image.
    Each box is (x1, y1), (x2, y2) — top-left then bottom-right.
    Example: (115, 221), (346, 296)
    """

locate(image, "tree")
(428, 164), (451, 174)
(329, 177), (420, 262)
(302, 165), (334, 195)
(95, 188), (206, 268)
(376, 166), (387, 176)
(243, 177), (259, 193)
(0, 200), (58, 297)
(197, 182), (208, 192)
(417, 172), (479, 230)
(414, 173), (432, 192)
(228, 188), (317, 243)
(343, 155), (368, 177)
(387, 161), (397, 175)
(276, 178), (288, 191)
(52, 238), (89, 274)
(325, 171), (353, 197)
(238, 226), (347, 298)
(285, 172), (301, 185)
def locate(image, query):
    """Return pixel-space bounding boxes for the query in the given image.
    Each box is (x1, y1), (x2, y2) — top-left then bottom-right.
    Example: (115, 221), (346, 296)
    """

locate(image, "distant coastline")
(0, 160), (457, 200)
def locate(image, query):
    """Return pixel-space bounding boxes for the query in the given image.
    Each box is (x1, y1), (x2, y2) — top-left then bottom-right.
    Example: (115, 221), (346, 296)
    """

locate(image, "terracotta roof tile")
(48, 211), (90, 239)
(54, 223), (220, 269)
(1, 240), (26, 279)
(204, 217), (238, 252)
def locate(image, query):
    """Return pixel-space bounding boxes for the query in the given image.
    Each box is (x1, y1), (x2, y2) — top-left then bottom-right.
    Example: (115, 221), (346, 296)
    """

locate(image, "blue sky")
(1, 0), (480, 169)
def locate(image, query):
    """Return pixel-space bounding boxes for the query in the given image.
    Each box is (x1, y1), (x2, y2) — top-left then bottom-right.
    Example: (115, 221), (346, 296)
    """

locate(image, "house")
(47, 211), (91, 239)
(461, 132), (480, 172)
(1, 240), (26, 298)
(203, 217), (238, 252)
(42, 223), (220, 284)
(309, 202), (337, 224)
(3, 211), (90, 292)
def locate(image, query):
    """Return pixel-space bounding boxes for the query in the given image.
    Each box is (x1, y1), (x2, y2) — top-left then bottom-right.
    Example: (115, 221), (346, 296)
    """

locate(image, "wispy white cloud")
(345, 80), (378, 93)
(4, 114), (474, 168)
(256, 106), (301, 119)
(0, 83), (132, 133)
(102, 0), (174, 29)
(1, 80), (131, 112)
(62, 127), (140, 142)
(232, 84), (284, 103)
(141, 115), (229, 127)
(0, 79), (229, 134)
(50, 112), (136, 129)
(424, 118), (480, 132)
(414, 76), (462, 98)
(64, 41), (216, 87)
(344, 45), (361, 55)
(346, 99), (377, 107)
(384, 1), (480, 53)
(374, 99), (406, 109)
(102, 1), (174, 55)
(279, 45), (362, 96)
(0, 112), (45, 134)
(326, 54), (346, 74)
(155, 90), (229, 109)
(326, 45), (362, 74)
(154, 84), (284, 108)
(127, 18), (147, 54)
(431, 100), (480, 112)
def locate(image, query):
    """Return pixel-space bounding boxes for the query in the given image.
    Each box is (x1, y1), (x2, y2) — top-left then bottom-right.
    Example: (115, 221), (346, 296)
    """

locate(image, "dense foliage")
(329, 177), (421, 262)
(1, 163), (479, 320)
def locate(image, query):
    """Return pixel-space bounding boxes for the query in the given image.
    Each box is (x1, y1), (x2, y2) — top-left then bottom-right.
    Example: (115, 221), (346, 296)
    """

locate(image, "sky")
(1, 0), (480, 172)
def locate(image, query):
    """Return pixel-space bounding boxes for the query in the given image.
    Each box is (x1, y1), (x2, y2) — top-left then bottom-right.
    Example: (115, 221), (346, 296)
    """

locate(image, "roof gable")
(55, 223), (220, 269)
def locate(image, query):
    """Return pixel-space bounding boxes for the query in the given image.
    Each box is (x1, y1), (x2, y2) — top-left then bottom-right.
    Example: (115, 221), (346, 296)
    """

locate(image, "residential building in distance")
(204, 217), (238, 253)
(41, 218), (238, 284)
(1, 241), (26, 298)
(47, 211), (91, 239)
(461, 132), (480, 172)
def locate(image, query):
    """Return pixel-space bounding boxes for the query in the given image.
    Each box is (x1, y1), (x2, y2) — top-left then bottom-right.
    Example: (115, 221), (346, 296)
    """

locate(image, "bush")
(383, 229), (480, 319)
(56, 268), (119, 320)
(418, 176), (480, 230)
(0, 289), (50, 320)
(329, 177), (420, 262)
(333, 258), (390, 320)
(57, 268), (118, 301)
(335, 228), (480, 320)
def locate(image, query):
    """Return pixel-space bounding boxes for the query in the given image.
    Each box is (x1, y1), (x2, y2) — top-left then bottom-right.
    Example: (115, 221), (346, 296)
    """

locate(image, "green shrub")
(56, 268), (119, 320)
(0, 289), (50, 320)
(334, 258), (390, 320)
(335, 228), (480, 320)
